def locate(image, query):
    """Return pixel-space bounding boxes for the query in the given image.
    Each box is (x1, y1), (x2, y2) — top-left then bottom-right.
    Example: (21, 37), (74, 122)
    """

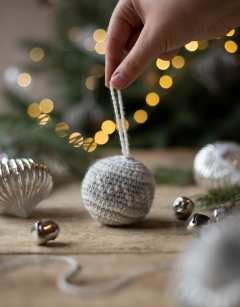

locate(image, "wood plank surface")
(0, 149), (207, 307)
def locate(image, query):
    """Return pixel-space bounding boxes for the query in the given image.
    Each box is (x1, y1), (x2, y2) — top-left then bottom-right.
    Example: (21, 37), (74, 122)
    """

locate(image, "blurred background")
(1, 0), (240, 177)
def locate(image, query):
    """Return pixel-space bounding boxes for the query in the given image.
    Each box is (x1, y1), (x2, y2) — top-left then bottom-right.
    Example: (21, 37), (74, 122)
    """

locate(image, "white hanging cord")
(110, 84), (130, 157)
(0, 255), (171, 297)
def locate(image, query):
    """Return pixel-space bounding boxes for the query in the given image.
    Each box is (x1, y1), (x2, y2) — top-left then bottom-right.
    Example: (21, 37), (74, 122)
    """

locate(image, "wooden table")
(0, 149), (206, 307)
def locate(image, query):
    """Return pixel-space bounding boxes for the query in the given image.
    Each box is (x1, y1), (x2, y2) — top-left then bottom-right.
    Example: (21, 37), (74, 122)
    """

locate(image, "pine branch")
(193, 185), (240, 211)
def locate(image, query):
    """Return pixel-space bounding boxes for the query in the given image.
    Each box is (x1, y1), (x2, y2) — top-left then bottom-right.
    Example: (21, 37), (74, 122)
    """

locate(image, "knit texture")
(81, 155), (155, 226)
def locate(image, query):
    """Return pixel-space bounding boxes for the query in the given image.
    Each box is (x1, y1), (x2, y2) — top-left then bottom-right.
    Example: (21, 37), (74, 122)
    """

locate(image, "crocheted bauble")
(81, 155), (155, 226)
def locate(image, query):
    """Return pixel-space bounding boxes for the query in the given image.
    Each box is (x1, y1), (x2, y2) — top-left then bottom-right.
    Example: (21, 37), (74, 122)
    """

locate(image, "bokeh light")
(85, 76), (98, 90)
(91, 64), (105, 77)
(17, 73), (31, 87)
(83, 138), (97, 152)
(146, 92), (160, 107)
(30, 47), (44, 62)
(185, 41), (198, 51)
(159, 75), (173, 89)
(55, 122), (69, 137)
(69, 132), (84, 147)
(40, 99), (54, 113)
(93, 29), (107, 42)
(156, 59), (170, 70)
(95, 42), (106, 54)
(101, 120), (115, 134)
(38, 114), (50, 126)
(94, 131), (109, 145)
(171, 56), (185, 69)
(115, 119), (129, 131)
(27, 103), (41, 118)
(224, 40), (238, 53)
(68, 27), (83, 42)
(226, 29), (235, 37)
(198, 40), (209, 50)
(134, 110), (148, 124)
(84, 38), (95, 51)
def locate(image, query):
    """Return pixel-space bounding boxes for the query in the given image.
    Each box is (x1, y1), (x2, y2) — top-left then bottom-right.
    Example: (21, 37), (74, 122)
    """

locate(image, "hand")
(105, 0), (240, 89)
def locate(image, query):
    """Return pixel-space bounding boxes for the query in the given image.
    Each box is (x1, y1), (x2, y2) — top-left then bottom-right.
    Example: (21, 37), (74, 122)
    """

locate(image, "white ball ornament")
(81, 155), (155, 226)
(81, 86), (155, 226)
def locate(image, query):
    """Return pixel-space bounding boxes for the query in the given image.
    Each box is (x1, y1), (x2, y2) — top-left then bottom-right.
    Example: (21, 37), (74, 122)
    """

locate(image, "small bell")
(31, 219), (60, 245)
(185, 213), (212, 235)
(172, 196), (194, 220)
(212, 205), (235, 223)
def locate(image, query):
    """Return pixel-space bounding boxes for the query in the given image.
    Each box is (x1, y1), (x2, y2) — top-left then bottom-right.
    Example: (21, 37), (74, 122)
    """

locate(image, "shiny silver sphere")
(212, 205), (235, 223)
(185, 213), (212, 235)
(31, 219), (59, 245)
(173, 197), (194, 220)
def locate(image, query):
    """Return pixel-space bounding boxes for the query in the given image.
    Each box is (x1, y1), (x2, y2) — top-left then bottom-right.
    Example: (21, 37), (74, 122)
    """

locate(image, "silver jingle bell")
(185, 213), (212, 235)
(31, 219), (60, 245)
(172, 196), (194, 220)
(212, 205), (235, 223)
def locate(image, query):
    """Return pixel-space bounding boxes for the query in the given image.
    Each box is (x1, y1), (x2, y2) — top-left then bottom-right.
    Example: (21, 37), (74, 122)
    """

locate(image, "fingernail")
(111, 73), (128, 89)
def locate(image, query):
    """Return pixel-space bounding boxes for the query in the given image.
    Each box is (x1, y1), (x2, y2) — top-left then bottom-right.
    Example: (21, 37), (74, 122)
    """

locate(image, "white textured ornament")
(193, 141), (240, 189)
(0, 158), (53, 218)
(81, 155), (155, 226)
(81, 86), (155, 226)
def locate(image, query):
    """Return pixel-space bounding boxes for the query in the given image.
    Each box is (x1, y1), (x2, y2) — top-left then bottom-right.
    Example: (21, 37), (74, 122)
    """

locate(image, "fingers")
(110, 22), (161, 89)
(105, 0), (142, 88)
(159, 49), (180, 61)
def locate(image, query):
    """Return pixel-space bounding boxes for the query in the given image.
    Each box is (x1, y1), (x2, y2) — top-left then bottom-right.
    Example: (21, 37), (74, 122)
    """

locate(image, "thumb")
(110, 23), (166, 89)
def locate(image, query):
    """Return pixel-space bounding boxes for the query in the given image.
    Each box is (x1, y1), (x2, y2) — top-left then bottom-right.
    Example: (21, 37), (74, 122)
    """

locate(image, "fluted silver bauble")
(185, 213), (212, 235)
(31, 219), (59, 245)
(172, 196), (194, 220)
(212, 205), (235, 223)
(193, 142), (240, 189)
(0, 158), (53, 218)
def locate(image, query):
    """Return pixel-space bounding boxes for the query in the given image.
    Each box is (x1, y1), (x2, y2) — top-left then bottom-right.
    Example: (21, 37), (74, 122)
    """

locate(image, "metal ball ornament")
(185, 213), (212, 235)
(31, 219), (60, 245)
(172, 197), (194, 220)
(212, 205), (235, 224)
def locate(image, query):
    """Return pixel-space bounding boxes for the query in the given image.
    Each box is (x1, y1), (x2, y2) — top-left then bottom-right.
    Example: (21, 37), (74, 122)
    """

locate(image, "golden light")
(101, 120), (115, 134)
(134, 110), (148, 124)
(30, 47), (44, 62)
(171, 56), (185, 69)
(226, 29), (235, 37)
(197, 40), (209, 50)
(115, 119), (129, 131)
(156, 59), (170, 70)
(95, 42), (106, 55)
(69, 132), (84, 147)
(38, 114), (50, 126)
(93, 29), (107, 42)
(27, 103), (41, 118)
(83, 138), (97, 152)
(17, 73), (31, 87)
(185, 41), (198, 52)
(91, 64), (105, 77)
(94, 131), (109, 145)
(55, 122), (69, 137)
(85, 76), (98, 90)
(84, 38), (95, 51)
(68, 27), (83, 42)
(159, 75), (173, 89)
(146, 92), (160, 107)
(224, 40), (238, 53)
(40, 98), (54, 113)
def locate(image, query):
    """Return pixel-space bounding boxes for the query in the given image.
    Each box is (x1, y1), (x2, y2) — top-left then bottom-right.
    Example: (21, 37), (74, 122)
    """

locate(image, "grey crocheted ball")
(81, 155), (155, 226)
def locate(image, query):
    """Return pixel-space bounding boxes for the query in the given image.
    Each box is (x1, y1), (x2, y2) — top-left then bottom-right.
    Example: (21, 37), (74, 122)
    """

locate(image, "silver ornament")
(0, 158), (53, 218)
(193, 141), (240, 189)
(212, 204), (235, 223)
(31, 219), (59, 245)
(185, 213), (212, 235)
(172, 196), (194, 220)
